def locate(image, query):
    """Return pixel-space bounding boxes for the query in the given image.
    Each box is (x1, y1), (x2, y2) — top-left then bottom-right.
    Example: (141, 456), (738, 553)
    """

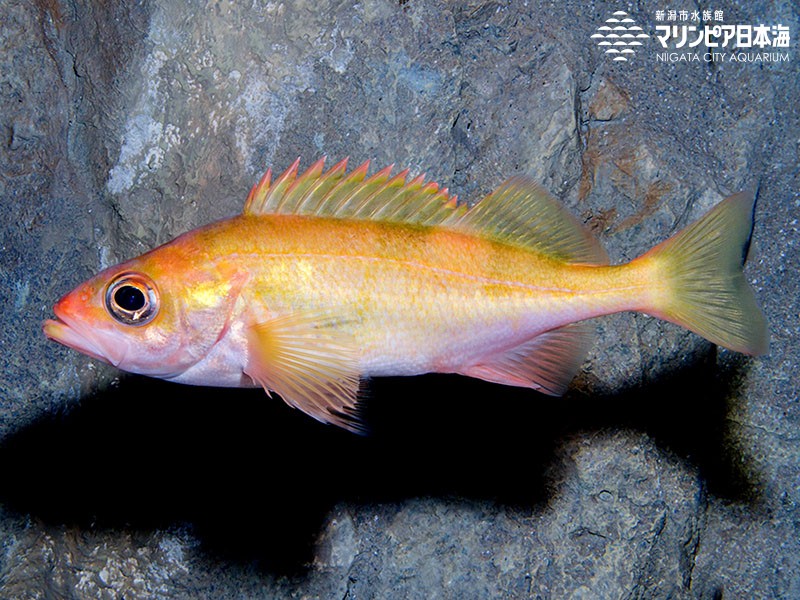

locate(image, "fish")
(44, 158), (769, 432)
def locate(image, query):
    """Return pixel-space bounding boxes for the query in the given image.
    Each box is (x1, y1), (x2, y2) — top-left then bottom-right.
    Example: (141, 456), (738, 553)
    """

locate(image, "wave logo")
(591, 10), (650, 61)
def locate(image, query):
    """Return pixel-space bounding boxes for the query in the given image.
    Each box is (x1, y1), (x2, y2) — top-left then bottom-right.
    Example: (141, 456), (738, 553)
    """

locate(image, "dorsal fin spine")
(317, 160), (371, 214)
(379, 175), (426, 221)
(244, 168), (272, 214)
(336, 164), (394, 216)
(271, 157), (302, 212)
(277, 157), (326, 213)
(362, 169), (411, 219)
(297, 158), (349, 214)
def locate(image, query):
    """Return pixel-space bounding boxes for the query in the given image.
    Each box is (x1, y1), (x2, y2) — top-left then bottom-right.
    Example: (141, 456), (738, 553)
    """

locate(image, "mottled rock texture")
(1, 1), (798, 598)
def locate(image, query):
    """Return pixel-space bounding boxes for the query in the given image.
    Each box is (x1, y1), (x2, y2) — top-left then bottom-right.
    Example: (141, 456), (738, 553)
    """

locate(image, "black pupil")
(114, 285), (146, 312)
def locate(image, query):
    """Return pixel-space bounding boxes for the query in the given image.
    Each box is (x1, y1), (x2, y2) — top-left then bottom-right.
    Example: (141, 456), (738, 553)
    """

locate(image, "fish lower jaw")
(43, 318), (106, 362)
(42, 317), (118, 366)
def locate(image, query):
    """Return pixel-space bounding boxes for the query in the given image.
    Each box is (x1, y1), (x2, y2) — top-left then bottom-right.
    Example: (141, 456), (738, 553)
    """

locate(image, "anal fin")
(460, 323), (593, 396)
(244, 311), (366, 433)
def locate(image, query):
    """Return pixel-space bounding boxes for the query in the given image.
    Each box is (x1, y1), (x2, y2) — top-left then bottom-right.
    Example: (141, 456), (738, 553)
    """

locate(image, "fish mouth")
(43, 306), (124, 367)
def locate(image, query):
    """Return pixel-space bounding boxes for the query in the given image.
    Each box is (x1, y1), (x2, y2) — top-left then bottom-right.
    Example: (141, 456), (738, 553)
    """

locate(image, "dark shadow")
(362, 347), (759, 505)
(0, 348), (759, 574)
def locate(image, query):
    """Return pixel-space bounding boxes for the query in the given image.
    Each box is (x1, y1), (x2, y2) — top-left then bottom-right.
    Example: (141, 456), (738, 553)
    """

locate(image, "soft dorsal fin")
(243, 157), (467, 227)
(453, 176), (609, 265)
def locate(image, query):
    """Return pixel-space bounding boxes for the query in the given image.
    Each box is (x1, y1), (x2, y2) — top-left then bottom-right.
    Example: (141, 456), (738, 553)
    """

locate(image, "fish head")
(43, 241), (246, 380)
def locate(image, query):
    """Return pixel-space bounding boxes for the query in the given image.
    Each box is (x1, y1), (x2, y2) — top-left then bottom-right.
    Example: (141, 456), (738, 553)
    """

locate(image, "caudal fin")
(638, 190), (769, 355)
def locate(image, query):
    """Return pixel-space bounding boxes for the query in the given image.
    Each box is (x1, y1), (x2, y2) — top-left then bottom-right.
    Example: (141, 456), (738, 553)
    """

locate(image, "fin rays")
(242, 159), (605, 263)
(638, 190), (769, 355)
(244, 311), (367, 433)
(243, 157), (467, 228)
(460, 323), (593, 396)
(453, 176), (609, 264)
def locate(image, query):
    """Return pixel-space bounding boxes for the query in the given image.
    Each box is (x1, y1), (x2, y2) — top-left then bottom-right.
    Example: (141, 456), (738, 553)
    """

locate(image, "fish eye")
(105, 272), (159, 326)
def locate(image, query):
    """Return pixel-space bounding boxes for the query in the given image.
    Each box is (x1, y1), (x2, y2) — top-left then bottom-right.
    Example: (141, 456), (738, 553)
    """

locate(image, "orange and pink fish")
(44, 158), (768, 432)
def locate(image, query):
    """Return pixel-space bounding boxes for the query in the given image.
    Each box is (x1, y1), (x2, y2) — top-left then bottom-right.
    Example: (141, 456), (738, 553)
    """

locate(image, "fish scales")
(44, 158), (768, 432)
(173, 215), (644, 371)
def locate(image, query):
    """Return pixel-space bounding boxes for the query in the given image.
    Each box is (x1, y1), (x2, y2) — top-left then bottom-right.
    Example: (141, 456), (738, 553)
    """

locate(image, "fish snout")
(43, 294), (123, 366)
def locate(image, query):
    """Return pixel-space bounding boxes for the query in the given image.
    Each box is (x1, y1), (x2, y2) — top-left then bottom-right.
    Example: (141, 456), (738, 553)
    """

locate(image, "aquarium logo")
(652, 11), (792, 64)
(592, 10), (650, 62)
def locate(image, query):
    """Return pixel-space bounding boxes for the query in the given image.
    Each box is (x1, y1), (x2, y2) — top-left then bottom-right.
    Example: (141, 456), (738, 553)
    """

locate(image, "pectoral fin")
(244, 312), (366, 433)
(460, 323), (592, 396)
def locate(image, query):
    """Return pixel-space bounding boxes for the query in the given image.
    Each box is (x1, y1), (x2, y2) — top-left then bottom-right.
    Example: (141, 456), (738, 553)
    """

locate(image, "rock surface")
(1, 1), (798, 598)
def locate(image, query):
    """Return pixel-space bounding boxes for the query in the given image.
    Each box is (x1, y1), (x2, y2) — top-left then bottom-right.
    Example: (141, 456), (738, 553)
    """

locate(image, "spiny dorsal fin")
(453, 176), (609, 265)
(242, 158), (467, 227)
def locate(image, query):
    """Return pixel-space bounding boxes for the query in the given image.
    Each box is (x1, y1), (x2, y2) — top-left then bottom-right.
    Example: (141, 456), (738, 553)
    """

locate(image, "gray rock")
(1, 1), (797, 598)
